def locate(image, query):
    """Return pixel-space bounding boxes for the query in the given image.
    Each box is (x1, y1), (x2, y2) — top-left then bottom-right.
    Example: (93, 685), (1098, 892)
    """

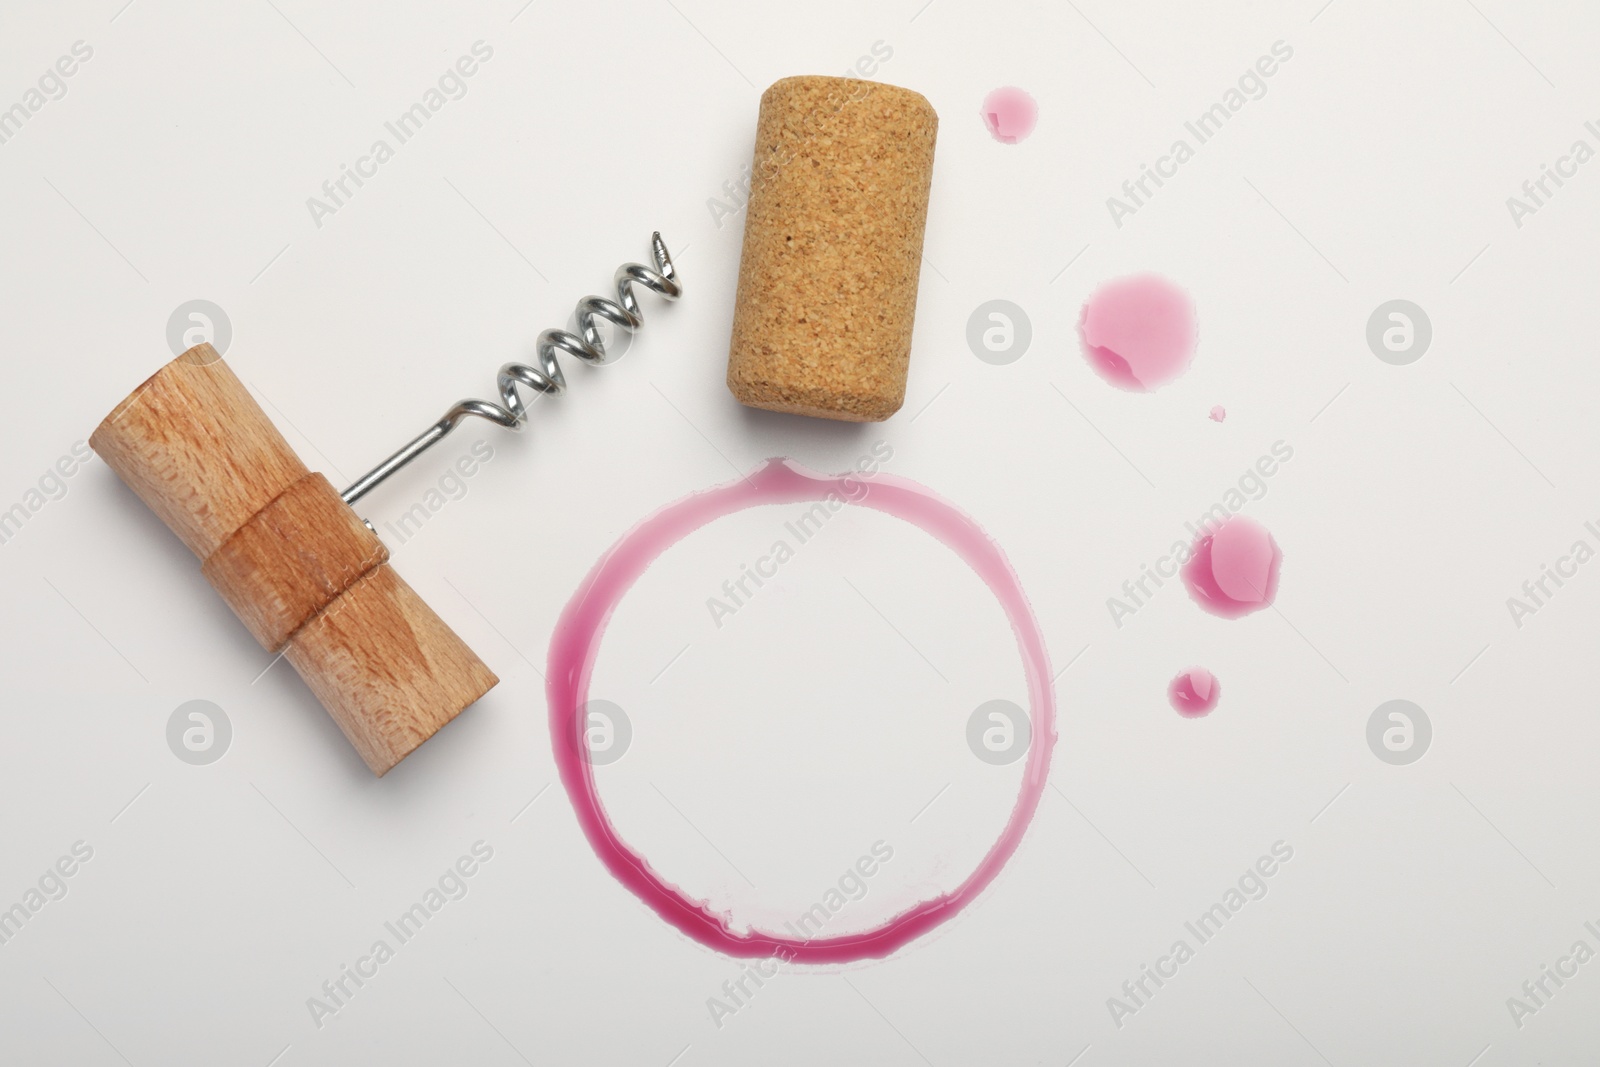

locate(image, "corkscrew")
(341, 231), (681, 505)
(90, 234), (681, 775)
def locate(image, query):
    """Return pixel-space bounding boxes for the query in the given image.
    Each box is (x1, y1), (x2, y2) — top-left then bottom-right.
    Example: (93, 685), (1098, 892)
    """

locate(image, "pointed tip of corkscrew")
(651, 231), (675, 280)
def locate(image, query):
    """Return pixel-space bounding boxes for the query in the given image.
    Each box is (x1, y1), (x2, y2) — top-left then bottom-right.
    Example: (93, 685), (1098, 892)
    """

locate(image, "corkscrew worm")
(341, 233), (681, 506)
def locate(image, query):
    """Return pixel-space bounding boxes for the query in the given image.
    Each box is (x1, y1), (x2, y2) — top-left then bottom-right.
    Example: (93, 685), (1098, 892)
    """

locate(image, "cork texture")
(727, 75), (938, 422)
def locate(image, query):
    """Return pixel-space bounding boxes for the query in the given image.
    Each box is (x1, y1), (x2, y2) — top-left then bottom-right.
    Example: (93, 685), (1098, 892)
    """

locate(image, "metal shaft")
(339, 233), (680, 506)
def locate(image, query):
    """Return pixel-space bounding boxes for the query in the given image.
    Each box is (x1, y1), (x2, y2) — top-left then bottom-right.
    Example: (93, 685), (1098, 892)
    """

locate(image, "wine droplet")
(1169, 667), (1220, 717)
(1078, 274), (1197, 391)
(981, 86), (1038, 144)
(1182, 515), (1281, 618)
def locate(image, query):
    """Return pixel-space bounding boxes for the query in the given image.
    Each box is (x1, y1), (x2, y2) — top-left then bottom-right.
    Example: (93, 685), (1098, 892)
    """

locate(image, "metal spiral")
(341, 233), (681, 505)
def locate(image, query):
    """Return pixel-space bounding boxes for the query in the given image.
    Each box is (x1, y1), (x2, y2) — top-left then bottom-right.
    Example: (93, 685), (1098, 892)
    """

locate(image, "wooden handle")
(90, 344), (497, 775)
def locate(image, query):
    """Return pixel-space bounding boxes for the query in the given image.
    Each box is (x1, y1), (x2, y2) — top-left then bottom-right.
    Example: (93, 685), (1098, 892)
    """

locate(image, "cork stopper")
(727, 76), (939, 422)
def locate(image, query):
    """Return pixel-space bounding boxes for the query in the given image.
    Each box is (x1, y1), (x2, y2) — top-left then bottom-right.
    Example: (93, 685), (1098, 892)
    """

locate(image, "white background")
(2, 0), (1598, 1063)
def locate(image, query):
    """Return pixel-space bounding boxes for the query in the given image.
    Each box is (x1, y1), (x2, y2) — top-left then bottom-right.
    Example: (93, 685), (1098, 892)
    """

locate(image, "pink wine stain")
(1209, 405), (1226, 422)
(547, 458), (1056, 963)
(1169, 667), (1220, 717)
(1182, 515), (1281, 618)
(1078, 274), (1197, 391)
(981, 86), (1037, 144)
